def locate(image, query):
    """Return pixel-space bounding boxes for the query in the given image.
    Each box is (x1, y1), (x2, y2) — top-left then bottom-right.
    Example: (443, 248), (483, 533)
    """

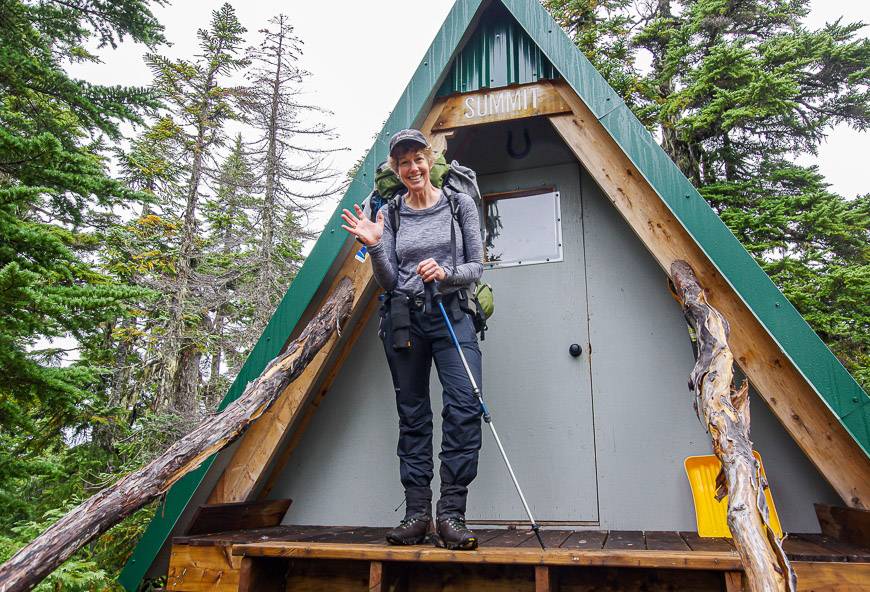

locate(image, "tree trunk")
(670, 261), (795, 592)
(0, 278), (355, 592)
(255, 14), (283, 333)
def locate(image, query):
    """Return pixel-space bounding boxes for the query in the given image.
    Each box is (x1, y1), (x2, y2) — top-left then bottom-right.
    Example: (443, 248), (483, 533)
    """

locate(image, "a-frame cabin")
(121, 1), (870, 590)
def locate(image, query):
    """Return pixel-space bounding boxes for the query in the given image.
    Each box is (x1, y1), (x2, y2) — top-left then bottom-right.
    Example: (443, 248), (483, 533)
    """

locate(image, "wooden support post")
(369, 560), (384, 592)
(724, 571), (746, 592)
(671, 260), (794, 592)
(535, 565), (557, 592)
(0, 279), (355, 592)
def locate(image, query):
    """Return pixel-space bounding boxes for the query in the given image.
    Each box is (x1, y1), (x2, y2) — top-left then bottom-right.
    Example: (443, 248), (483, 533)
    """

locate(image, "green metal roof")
(437, 2), (559, 96)
(120, 0), (868, 588)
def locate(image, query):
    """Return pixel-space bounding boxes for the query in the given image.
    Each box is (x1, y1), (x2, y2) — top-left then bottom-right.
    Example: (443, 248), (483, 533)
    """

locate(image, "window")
(482, 188), (563, 268)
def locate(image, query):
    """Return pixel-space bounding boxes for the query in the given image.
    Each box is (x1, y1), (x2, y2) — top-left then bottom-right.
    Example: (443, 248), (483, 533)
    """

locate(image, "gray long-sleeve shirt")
(367, 190), (483, 296)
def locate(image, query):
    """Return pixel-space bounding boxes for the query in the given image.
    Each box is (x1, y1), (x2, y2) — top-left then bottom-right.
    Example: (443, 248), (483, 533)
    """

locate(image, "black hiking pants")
(379, 292), (483, 519)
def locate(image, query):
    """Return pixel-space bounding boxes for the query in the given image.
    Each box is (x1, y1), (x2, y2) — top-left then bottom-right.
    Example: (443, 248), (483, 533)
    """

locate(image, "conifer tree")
(243, 14), (342, 337)
(200, 135), (258, 408)
(145, 3), (248, 417)
(0, 0), (163, 451)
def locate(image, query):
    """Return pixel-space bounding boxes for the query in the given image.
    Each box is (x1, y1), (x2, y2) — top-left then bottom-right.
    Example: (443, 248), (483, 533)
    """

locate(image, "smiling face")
(395, 145), (431, 193)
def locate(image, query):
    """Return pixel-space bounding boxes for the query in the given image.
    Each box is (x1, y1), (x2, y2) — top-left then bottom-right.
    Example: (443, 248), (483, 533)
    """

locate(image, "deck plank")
(645, 531), (691, 552)
(679, 532), (736, 553)
(517, 529), (572, 548)
(559, 530), (608, 549)
(799, 533), (870, 562)
(604, 531), (645, 550)
(782, 534), (848, 562)
(485, 529), (537, 547)
(175, 525), (340, 547)
(306, 526), (388, 544)
(476, 529), (510, 544)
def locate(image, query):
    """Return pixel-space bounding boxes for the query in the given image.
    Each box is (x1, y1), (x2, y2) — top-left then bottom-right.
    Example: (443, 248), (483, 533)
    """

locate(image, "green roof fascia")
(118, 1), (487, 589)
(495, 0), (870, 451)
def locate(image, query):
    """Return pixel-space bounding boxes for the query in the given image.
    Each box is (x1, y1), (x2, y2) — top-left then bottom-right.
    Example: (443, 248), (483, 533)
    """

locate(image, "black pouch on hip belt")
(389, 295), (412, 350)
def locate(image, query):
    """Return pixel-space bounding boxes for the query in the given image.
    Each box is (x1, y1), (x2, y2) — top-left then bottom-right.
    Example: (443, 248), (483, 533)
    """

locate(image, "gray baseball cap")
(389, 128), (428, 157)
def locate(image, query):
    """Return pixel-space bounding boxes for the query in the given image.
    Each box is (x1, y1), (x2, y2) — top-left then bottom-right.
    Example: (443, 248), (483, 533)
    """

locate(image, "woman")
(341, 128), (484, 550)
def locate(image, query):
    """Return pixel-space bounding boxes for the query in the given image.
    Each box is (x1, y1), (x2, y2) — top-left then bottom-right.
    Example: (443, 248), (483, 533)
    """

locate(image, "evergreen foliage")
(545, 0), (870, 390)
(0, 3), (338, 588)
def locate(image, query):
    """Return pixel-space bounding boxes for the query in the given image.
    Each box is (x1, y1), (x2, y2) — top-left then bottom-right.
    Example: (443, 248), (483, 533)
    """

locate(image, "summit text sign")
(433, 81), (571, 131)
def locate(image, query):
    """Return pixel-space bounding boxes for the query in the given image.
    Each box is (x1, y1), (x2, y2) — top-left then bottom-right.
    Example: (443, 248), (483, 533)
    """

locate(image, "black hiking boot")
(434, 516), (478, 550)
(386, 515), (431, 545)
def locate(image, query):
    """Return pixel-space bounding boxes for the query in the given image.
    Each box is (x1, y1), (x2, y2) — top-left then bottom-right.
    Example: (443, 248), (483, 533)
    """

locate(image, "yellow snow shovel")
(685, 452), (783, 538)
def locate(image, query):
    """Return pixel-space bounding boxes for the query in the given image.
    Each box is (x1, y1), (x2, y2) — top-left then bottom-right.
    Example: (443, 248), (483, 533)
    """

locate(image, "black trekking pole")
(424, 282), (545, 550)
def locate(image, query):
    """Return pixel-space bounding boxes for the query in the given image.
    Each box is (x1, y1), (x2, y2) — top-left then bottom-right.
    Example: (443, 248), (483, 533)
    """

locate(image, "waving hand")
(342, 203), (384, 246)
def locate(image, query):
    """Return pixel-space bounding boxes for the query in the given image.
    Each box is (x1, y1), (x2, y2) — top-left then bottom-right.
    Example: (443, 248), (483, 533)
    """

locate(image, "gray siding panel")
(580, 169), (839, 532)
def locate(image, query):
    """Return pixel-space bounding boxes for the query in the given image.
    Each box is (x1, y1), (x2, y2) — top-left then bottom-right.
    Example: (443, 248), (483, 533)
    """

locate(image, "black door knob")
(569, 343), (582, 357)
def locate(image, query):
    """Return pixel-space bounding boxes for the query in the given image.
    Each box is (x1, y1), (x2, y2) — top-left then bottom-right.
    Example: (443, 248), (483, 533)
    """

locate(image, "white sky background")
(67, 0), (870, 234)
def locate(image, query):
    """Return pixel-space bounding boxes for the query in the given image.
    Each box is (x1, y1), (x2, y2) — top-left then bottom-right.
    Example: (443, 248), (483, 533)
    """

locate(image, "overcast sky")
(69, 0), (869, 220)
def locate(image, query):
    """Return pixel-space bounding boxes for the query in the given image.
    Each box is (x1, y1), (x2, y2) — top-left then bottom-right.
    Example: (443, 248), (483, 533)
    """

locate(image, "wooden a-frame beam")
(547, 80), (870, 508)
(207, 108), (450, 505)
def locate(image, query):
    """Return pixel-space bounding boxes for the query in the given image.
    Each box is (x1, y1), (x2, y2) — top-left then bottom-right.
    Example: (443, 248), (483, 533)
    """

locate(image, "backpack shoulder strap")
(388, 197), (400, 235)
(446, 193), (460, 271)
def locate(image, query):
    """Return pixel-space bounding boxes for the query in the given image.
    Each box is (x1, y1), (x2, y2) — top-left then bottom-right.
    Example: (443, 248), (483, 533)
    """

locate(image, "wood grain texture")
(791, 561), (870, 591)
(167, 545), (240, 592)
(185, 498), (291, 536)
(0, 279), (355, 592)
(724, 571), (747, 592)
(369, 560), (383, 592)
(547, 81), (870, 510)
(232, 541), (745, 570)
(815, 503), (870, 547)
(432, 81), (571, 131)
(798, 533), (870, 562)
(671, 260), (794, 592)
(535, 565), (555, 592)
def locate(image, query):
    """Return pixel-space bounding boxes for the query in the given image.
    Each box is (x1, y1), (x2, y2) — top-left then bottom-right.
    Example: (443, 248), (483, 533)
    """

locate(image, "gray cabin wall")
(579, 167), (840, 532)
(268, 117), (839, 532)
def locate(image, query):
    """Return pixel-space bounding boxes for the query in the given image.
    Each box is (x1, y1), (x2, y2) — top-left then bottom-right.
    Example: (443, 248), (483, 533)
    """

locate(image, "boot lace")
(443, 517), (468, 531)
(399, 516), (426, 527)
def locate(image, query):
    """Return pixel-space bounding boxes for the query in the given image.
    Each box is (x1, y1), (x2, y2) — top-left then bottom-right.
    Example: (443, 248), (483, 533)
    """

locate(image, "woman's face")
(396, 148), (430, 193)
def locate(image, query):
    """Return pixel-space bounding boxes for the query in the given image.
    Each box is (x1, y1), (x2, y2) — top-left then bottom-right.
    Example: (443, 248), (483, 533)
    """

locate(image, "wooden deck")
(167, 525), (870, 591)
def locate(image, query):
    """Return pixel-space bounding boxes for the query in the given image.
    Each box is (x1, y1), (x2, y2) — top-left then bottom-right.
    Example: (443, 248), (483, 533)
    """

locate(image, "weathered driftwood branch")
(670, 261), (795, 592)
(0, 278), (356, 592)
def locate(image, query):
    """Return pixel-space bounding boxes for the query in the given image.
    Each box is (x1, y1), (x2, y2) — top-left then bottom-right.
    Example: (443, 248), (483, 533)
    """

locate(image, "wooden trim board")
(167, 544), (240, 592)
(233, 541), (745, 570)
(547, 80), (870, 508)
(432, 80), (571, 131)
(185, 498), (291, 536)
